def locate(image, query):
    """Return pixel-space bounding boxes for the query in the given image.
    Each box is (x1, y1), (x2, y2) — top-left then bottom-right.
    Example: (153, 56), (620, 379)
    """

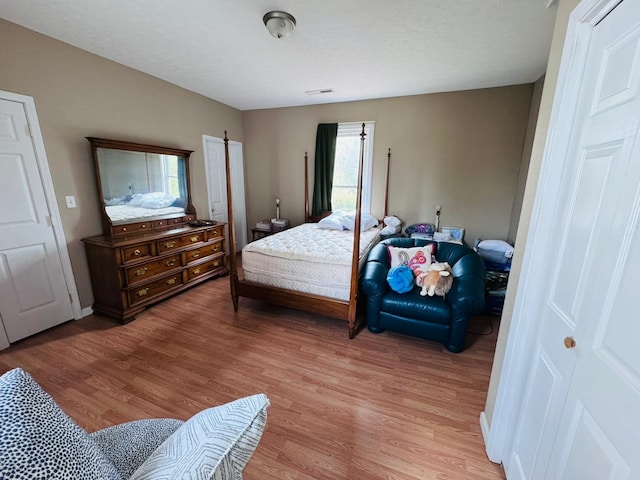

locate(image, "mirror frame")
(87, 137), (196, 237)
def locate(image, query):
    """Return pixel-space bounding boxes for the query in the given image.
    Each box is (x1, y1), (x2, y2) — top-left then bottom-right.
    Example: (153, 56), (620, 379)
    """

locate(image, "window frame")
(333, 121), (375, 214)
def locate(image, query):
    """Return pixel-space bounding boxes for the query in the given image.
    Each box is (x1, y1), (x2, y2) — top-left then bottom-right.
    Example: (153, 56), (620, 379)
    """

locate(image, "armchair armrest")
(444, 253), (486, 352)
(447, 275), (486, 317)
(362, 261), (391, 297)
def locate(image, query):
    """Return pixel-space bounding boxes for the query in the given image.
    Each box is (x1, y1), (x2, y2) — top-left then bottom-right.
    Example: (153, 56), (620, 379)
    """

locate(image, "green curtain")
(177, 157), (187, 200)
(312, 123), (338, 216)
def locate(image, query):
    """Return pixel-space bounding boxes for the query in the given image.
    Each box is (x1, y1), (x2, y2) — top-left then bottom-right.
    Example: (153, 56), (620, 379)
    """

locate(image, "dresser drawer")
(121, 243), (152, 263)
(185, 240), (224, 263)
(113, 222), (152, 235)
(166, 215), (195, 227)
(127, 273), (183, 307)
(207, 226), (224, 240)
(187, 257), (225, 281)
(157, 232), (204, 254)
(125, 254), (182, 285)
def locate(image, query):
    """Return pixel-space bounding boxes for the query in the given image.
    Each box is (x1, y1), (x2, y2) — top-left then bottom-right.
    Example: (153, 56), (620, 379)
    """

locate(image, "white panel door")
(506, 1), (640, 478)
(0, 98), (73, 342)
(203, 136), (247, 251)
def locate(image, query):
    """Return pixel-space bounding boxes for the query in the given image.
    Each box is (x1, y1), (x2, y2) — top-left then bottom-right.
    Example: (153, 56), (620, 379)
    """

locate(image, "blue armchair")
(362, 238), (485, 352)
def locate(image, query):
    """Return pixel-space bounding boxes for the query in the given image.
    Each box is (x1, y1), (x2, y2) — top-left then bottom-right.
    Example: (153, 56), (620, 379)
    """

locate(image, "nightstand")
(251, 219), (290, 241)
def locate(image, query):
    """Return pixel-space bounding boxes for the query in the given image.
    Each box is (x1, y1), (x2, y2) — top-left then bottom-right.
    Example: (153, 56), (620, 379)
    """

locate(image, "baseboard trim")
(480, 411), (500, 463)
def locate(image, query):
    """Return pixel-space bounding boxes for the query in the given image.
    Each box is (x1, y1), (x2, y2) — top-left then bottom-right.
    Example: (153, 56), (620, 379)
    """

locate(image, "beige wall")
(484, 0), (580, 426)
(0, 18), (536, 322)
(508, 75), (545, 243)
(0, 19), (242, 310)
(242, 85), (533, 245)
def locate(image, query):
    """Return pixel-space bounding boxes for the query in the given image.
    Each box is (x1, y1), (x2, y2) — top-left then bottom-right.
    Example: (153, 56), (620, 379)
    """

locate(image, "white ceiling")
(0, 0), (557, 111)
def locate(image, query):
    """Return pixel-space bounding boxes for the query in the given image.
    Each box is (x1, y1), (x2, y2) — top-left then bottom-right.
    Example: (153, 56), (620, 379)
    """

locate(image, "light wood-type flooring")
(0, 275), (505, 480)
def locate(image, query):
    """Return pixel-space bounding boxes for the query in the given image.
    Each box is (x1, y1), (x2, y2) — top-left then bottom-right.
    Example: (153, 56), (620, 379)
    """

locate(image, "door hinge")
(46, 216), (54, 227)
(25, 124), (33, 137)
(69, 293), (73, 303)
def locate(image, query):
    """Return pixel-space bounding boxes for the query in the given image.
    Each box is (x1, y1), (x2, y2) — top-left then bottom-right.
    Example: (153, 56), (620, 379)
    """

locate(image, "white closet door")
(0, 98), (74, 344)
(506, 1), (640, 478)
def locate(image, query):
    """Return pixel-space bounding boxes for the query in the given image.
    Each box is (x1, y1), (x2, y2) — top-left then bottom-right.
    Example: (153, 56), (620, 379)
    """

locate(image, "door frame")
(483, 0), (622, 464)
(202, 134), (248, 251)
(0, 90), (81, 350)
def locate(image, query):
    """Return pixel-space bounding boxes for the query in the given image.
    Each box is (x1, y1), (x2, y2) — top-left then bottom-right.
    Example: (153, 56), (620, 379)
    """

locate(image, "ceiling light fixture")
(263, 11), (296, 39)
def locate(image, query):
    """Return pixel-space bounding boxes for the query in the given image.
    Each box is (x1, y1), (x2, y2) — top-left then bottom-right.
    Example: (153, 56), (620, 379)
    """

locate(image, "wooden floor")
(0, 276), (504, 480)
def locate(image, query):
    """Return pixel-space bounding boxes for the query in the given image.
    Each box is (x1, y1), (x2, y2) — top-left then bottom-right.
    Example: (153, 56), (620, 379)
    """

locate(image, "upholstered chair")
(362, 238), (485, 352)
(0, 368), (269, 480)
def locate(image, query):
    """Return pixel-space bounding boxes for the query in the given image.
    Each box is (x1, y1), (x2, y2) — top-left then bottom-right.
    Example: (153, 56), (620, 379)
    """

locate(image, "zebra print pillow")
(129, 393), (270, 480)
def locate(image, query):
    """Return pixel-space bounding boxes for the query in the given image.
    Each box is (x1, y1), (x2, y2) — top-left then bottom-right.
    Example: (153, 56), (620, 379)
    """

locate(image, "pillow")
(130, 393), (270, 480)
(340, 212), (379, 231)
(0, 368), (122, 480)
(138, 192), (178, 209)
(387, 265), (414, 293)
(383, 215), (401, 227)
(128, 192), (177, 209)
(387, 244), (434, 284)
(317, 213), (345, 230)
(380, 225), (401, 236)
(477, 239), (514, 258)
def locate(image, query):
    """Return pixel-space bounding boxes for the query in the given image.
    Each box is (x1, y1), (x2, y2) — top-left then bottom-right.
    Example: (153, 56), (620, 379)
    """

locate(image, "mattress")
(241, 222), (381, 301)
(106, 204), (184, 223)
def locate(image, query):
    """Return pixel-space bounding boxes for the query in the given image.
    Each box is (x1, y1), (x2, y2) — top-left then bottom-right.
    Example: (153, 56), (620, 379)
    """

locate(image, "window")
(331, 122), (374, 213)
(162, 155), (180, 197)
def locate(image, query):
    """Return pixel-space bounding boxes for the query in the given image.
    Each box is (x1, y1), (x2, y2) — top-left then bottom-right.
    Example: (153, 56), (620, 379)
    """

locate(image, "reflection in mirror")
(98, 148), (188, 224)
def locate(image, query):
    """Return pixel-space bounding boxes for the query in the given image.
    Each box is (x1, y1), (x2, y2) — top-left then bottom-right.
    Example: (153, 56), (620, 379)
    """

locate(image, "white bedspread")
(241, 223), (381, 300)
(106, 204), (184, 223)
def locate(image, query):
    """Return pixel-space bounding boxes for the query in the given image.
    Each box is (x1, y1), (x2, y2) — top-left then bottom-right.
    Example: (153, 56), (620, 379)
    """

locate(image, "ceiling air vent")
(305, 89), (334, 96)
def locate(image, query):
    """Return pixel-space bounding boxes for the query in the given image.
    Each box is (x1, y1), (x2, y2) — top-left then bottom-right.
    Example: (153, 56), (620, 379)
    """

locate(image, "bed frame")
(224, 124), (390, 338)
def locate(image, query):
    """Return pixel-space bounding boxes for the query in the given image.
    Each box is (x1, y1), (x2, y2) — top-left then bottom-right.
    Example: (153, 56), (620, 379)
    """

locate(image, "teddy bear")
(418, 261), (453, 297)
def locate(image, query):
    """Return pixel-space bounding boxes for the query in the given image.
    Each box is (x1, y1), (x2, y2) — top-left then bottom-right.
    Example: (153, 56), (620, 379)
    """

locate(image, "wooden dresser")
(83, 221), (227, 322)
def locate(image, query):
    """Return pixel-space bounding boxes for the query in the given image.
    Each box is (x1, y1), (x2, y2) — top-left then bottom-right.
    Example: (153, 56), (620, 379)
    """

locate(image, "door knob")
(564, 336), (576, 349)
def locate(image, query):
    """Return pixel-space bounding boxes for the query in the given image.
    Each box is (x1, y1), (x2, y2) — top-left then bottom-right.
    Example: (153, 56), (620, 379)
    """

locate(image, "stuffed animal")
(418, 262), (453, 297)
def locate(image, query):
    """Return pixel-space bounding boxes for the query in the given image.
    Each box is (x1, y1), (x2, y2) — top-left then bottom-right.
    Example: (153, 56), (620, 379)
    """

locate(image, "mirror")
(87, 137), (195, 235)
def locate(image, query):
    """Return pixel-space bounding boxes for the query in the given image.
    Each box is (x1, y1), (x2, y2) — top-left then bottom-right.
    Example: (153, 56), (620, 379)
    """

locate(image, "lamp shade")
(263, 11), (296, 39)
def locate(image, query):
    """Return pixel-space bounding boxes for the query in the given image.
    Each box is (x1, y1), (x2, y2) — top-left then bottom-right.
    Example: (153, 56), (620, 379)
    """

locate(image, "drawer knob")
(137, 288), (149, 297)
(213, 245), (220, 252)
(166, 278), (177, 285)
(190, 236), (198, 242)
(166, 259), (176, 267)
(214, 260), (220, 267)
(142, 224), (146, 228)
(135, 267), (148, 277)
(133, 249), (141, 256)
(192, 251), (200, 258)
(122, 227), (127, 232)
(193, 268), (200, 275)
(165, 241), (176, 249)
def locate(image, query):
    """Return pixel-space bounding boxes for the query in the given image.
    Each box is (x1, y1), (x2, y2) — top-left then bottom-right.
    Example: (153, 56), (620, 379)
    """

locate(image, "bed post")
(384, 148), (391, 219)
(223, 131), (239, 311)
(304, 152), (309, 223)
(347, 123), (366, 338)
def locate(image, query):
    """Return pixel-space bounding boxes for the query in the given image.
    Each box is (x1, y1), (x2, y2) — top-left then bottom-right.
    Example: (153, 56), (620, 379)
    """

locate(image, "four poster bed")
(223, 124), (391, 338)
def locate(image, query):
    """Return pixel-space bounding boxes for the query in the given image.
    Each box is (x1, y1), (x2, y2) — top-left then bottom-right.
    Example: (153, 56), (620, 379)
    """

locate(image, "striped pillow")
(129, 394), (270, 480)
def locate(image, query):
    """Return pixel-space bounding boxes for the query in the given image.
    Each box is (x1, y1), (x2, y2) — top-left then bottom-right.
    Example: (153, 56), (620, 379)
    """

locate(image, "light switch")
(65, 195), (77, 208)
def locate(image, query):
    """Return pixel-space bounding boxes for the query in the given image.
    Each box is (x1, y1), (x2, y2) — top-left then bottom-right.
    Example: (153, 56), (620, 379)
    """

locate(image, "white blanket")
(242, 223), (381, 300)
